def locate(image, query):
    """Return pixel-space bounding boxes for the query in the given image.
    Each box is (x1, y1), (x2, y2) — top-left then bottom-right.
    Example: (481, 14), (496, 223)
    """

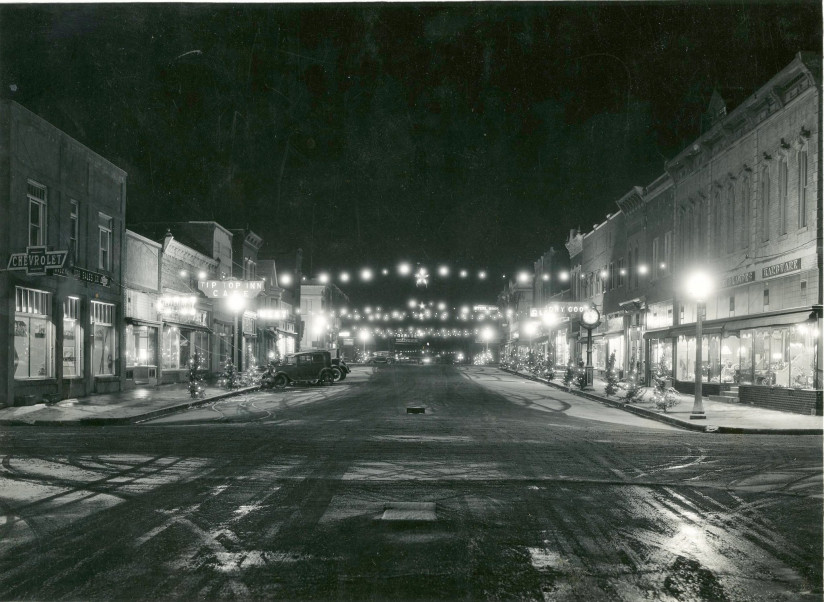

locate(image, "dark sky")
(1, 2), (820, 311)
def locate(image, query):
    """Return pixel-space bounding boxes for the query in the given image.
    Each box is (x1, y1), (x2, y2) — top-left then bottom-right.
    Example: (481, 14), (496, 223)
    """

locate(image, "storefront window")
(214, 322), (232, 368)
(738, 331), (754, 384)
(126, 324), (156, 367)
(677, 336), (694, 381)
(162, 325), (210, 370)
(771, 328), (790, 388)
(753, 328), (770, 385)
(790, 324), (817, 389)
(14, 287), (54, 379)
(180, 330), (210, 369)
(62, 297), (83, 378)
(607, 335), (624, 374)
(649, 339), (672, 378)
(720, 335), (739, 383)
(162, 325), (181, 369)
(708, 335), (721, 383)
(554, 332), (568, 367)
(91, 301), (117, 376)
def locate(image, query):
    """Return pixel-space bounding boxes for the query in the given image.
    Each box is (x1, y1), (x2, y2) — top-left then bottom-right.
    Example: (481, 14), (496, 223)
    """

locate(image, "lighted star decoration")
(415, 267), (429, 288)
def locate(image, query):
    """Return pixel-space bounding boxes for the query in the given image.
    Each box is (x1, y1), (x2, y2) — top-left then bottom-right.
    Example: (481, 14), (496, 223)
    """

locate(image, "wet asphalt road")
(0, 365), (821, 601)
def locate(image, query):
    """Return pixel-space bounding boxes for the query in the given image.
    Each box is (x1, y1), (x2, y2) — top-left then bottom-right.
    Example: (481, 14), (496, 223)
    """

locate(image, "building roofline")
(5, 99), (127, 177)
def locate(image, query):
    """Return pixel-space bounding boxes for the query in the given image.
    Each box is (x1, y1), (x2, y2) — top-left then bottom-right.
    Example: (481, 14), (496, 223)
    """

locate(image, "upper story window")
(798, 148), (808, 228)
(27, 180), (47, 246)
(617, 258), (625, 287)
(98, 213), (112, 271)
(778, 156), (788, 236)
(726, 185), (735, 253)
(652, 238), (659, 279)
(663, 231), (671, 274)
(760, 167), (770, 242)
(740, 178), (750, 250)
(69, 200), (79, 262)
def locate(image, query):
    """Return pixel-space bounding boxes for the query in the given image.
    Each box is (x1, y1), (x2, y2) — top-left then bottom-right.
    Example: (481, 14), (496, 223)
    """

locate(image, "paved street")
(1, 365), (821, 601)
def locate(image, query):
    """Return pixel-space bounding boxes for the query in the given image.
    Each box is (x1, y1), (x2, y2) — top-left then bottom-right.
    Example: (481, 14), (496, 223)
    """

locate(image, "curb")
(500, 368), (823, 435)
(0, 386), (260, 427)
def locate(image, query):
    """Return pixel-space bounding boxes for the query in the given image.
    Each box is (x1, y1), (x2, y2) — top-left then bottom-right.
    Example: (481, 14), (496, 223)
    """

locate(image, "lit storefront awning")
(644, 309), (817, 340)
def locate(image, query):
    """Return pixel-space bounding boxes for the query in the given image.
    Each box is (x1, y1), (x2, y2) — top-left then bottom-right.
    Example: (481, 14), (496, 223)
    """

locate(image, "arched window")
(740, 177), (750, 250)
(798, 147), (808, 228)
(778, 156), (788, 235)
(726, 185), (735, 253)
(760, 167), (770, 242)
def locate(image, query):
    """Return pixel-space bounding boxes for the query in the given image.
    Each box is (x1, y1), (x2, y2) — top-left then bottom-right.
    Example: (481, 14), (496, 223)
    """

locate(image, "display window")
(14, 287), (54, 379)
(62, 297), (83, 378)
(126, 324), (157, 368)
(91, 301), (117, 376)
(162, 325), (210, 370)
(649, 339), (673, 378)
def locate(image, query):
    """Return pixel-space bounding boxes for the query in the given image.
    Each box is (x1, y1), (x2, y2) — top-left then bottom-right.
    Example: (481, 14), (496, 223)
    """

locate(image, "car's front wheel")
(331, 367), (343, 381)
(273, 374), (288, 389)
(319, 369), (334, 386)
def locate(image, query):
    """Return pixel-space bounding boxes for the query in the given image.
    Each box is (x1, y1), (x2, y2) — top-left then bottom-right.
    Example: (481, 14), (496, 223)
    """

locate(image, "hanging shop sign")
(473, 305), (498, 313)
(720, 271), (755, 288)
(395, 337), (420, 344)
(7, 246), (68, 275)
(198, 279), (264, 298)
(530, 302), (595, 318)
(55, 266), (111, 287)
(761, 258), (801, 279)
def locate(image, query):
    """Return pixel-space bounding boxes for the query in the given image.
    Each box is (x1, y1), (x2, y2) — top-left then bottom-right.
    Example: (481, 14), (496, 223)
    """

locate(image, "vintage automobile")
(268, 350), (335, 389)
(365, 354), (394, 366)
(331, 357), (350, 381)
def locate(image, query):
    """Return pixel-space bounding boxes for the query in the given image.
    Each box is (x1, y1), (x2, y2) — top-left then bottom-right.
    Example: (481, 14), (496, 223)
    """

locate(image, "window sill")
(93, 374), (119, 381)
(14, 377), (58, 383)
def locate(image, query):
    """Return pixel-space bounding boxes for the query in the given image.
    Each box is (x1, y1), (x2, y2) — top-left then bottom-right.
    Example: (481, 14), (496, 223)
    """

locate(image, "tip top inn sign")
(197, 279), (264, 298)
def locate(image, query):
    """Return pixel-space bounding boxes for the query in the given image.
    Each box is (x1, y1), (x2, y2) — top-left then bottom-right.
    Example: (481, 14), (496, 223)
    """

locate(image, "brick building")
(1, 100), (126, 405)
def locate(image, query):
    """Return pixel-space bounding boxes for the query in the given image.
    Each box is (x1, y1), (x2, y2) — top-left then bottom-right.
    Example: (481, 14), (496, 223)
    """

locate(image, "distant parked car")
(331, 357), (350, 381)
(366, 355), (394, 366)
(268, 351), (335, 388)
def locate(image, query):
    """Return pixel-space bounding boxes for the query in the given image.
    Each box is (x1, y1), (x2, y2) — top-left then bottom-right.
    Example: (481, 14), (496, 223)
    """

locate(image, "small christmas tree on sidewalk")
(604, 352), (618, 397)
(623, 368), (642, 403)
(575, 359), (587, 390)
(563, 362), (575, 390)
(223, 358), (238, 390)
(188, 352), (205, 399)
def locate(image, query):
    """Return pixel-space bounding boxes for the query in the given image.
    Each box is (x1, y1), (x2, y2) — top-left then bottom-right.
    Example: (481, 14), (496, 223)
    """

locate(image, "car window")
(313, 354), (324, 364)
(298, 355), (312, 365)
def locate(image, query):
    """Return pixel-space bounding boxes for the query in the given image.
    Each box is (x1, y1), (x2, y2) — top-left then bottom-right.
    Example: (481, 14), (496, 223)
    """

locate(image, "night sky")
(1, 2), (820, 310)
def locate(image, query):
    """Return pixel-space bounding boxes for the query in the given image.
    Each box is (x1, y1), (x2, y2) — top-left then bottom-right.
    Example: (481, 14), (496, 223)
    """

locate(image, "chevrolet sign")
(7, 246), (68, 275)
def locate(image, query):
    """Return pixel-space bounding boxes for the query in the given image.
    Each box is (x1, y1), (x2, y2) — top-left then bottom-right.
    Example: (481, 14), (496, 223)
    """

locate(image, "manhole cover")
(381, 502), (437, 522)
(406, 407), (425, 414)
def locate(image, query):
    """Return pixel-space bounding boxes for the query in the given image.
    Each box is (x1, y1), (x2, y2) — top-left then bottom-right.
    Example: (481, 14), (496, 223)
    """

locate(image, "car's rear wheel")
(273, 374), (288, 390)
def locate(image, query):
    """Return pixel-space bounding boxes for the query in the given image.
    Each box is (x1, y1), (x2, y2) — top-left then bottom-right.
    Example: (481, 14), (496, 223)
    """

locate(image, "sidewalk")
(503, 368), (823, 435)
(0, 383), (258, 426)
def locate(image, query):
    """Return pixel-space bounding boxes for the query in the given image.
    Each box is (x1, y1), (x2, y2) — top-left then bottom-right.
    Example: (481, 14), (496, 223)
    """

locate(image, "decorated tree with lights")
(562, 361), (575, 389)
(604, 352), (619, 397)
(222, 358), (238, 390)
(575, 359), (588, 390)
(188, 352), (205, 399)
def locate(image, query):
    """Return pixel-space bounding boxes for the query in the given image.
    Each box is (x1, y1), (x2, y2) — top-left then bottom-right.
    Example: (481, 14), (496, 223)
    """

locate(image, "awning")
(643, 309), (817, 340)
(162, 319), (213, 333)
(722, 309), (817, 332)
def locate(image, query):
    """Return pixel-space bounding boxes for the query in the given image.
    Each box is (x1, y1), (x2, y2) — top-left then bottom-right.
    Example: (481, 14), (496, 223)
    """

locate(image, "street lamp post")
(686, 271), (713, 420)
(581, 308), (601, 389)
(227, 295), (246, 370)
(359, 329), (370, 361)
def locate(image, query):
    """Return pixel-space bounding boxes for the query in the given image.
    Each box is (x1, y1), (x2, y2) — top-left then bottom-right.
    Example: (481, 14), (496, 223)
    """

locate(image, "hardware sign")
(762, 258), (801, 279)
